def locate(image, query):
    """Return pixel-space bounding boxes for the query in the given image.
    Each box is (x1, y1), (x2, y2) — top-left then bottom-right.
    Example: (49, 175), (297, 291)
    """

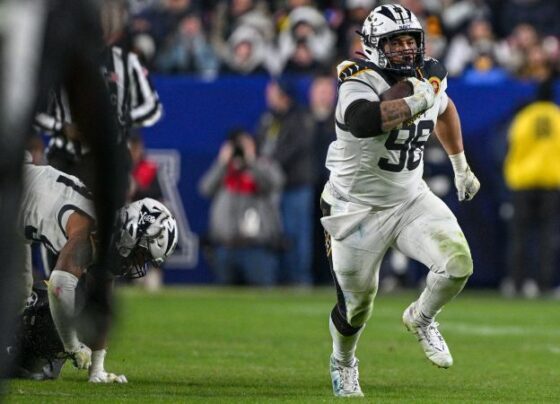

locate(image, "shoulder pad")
(337, 59), (372, 84)
(337, 58), (395, 88)
(421, 57), (447, 81)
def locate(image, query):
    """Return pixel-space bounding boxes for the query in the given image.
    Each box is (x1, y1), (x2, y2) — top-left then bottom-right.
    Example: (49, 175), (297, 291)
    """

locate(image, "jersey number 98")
(378, 120), (434, 172)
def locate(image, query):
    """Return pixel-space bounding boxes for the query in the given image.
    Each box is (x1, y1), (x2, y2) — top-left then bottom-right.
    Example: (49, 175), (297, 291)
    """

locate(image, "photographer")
(199, 129), (284, 286)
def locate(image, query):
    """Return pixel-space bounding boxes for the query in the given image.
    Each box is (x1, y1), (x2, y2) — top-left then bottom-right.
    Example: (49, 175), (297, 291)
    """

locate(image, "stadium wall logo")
(147, 149), (199, 269)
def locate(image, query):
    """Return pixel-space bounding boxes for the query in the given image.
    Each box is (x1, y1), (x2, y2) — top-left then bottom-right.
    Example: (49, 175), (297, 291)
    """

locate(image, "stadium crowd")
(123, 0), (560, 81)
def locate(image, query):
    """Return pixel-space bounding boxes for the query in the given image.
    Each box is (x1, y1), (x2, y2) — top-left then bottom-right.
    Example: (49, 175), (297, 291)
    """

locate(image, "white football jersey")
(18, 163), (96, 254)
(325, 57), (449, 208)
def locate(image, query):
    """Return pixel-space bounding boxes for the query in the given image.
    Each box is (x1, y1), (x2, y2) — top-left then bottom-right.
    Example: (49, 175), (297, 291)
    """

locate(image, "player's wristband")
(449, 151), (468, 173)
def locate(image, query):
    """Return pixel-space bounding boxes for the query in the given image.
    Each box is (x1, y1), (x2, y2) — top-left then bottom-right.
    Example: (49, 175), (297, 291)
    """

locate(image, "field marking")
(444, 322), (560, 337)
(547, 346), (560, 354)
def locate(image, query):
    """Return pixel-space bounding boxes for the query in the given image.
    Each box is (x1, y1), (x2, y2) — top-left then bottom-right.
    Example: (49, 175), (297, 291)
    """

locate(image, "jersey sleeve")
(338, 80), (380, 118)
(336, 61), (380, 120)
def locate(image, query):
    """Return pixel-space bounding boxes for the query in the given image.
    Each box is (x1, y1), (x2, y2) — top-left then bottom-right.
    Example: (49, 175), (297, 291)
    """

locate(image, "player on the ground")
(16, 155), (178, 382)
(0, 0), (127, 377)
(321, 4), (480, 397)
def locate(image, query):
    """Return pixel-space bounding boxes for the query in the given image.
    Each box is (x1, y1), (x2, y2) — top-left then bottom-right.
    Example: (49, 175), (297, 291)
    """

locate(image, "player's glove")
(403, 77), (436, 116)
(449, 151), (480, 201)
(67, 343), (92, 370)
(89, 370), (128, 384)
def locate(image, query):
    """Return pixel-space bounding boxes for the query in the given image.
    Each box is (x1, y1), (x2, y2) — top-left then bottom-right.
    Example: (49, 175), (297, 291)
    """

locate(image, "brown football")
(380, 81), (413, 101)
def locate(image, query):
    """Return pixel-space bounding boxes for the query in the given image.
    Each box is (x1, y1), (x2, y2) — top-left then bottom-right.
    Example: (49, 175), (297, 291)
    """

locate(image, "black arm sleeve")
(344, 100), (383, 138)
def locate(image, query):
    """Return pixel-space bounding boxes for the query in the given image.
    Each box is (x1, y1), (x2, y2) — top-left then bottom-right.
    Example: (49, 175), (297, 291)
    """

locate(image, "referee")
(35, 0), (163, 190)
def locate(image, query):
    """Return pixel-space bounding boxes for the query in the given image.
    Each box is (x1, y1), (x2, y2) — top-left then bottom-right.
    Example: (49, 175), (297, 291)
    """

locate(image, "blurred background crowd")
(28, 0), (560, 298)
(123, 0), (560, 81)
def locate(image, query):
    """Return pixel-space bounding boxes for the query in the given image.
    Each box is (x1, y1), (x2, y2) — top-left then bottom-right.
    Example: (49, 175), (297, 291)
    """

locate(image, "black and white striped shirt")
(35, 45), (162, 155)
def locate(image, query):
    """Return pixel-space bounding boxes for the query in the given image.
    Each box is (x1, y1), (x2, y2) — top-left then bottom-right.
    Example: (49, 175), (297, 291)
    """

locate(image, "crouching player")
(10, 155), (178, 382)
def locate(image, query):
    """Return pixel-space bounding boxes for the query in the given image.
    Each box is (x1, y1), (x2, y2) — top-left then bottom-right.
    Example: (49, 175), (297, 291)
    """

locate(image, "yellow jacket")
(504, 101), (560, 190)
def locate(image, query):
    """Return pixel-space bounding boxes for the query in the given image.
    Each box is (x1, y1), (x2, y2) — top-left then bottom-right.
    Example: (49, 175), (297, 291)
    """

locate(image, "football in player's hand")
(380, 81), (413, 101)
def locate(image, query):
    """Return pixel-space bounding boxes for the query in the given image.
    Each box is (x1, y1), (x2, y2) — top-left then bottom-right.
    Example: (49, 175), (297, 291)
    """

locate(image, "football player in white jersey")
(321, 4), (480, 397)
(17, 154), (178, 382)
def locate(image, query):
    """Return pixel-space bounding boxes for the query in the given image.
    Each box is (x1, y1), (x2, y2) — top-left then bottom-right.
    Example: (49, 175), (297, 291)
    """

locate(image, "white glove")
(403, 77), (436, 116)
(449, 152), (480, 201)
(89, 370), (128, 384)
(68, 343), (92, 370)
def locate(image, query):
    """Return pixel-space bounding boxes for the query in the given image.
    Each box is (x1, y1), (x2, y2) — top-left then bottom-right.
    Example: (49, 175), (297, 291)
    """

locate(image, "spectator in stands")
(439, 0), (491, 38)
(517, 44), (554, 82)
(220, 25), (273, 76)
(461, 50), (508, 84)
(337, 0), (377, 61)
(210, 0), (275, 57)
(308, 74), (337, 285)
(128, 132), (163, 202)
(445, 18), (500, 77)
(283, 38), (324, 74)
(277, 6), (336, 74)
(502, 79), (560, 298)
(199, 129), (284, 286)
(155, 11), (219, 77)
(130, 0), (198, 67)
(496, 23), (540, 77)
(256, 77), (315, 286)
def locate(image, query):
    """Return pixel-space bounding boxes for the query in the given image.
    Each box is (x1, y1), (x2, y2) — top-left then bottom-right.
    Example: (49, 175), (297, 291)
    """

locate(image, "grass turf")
(5, 287), (560, 403)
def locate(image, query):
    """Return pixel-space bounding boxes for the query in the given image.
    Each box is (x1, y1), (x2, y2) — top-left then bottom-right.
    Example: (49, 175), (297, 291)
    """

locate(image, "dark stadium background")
(141, 75), (558, 288)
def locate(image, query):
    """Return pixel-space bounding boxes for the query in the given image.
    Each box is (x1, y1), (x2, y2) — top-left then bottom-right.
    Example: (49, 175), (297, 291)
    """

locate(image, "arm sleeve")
(345, 99), (383, 138)
(337, 79), (383, 138)
(128, 53), (162, 127)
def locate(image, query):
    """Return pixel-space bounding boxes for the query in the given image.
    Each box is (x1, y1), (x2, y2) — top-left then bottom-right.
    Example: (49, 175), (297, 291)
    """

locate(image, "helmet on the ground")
(114, 198), (178, 278)
(360, 4), (424, 75)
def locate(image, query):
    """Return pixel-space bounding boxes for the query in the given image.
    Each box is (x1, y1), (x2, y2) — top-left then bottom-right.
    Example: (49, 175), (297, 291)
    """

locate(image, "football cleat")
(402, 302), (453, 368)
(330, 354), (364, 397)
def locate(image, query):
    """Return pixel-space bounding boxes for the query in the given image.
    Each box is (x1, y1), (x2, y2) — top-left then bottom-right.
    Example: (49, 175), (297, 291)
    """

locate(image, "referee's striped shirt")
(35, 45), (162, 155)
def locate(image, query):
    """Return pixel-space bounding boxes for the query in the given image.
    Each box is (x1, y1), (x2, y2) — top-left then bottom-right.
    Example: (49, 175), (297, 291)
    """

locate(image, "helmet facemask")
(117, 246), (150, 279)
(376, 31), (424, 75)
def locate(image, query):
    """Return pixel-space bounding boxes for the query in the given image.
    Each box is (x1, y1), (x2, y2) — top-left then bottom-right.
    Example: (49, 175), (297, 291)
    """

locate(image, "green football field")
(5, 287), (560, 403)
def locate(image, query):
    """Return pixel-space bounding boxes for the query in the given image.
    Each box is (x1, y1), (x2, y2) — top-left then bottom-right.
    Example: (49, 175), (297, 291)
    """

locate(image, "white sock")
(329, 317), (364, 366)
(416, 271), (468, 321)
(90, 349), (107, 374)
(48, 270), (80, 352)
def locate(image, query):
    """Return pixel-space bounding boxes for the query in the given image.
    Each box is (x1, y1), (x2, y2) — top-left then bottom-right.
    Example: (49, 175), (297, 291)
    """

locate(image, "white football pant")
(322, 187), (473, 329)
